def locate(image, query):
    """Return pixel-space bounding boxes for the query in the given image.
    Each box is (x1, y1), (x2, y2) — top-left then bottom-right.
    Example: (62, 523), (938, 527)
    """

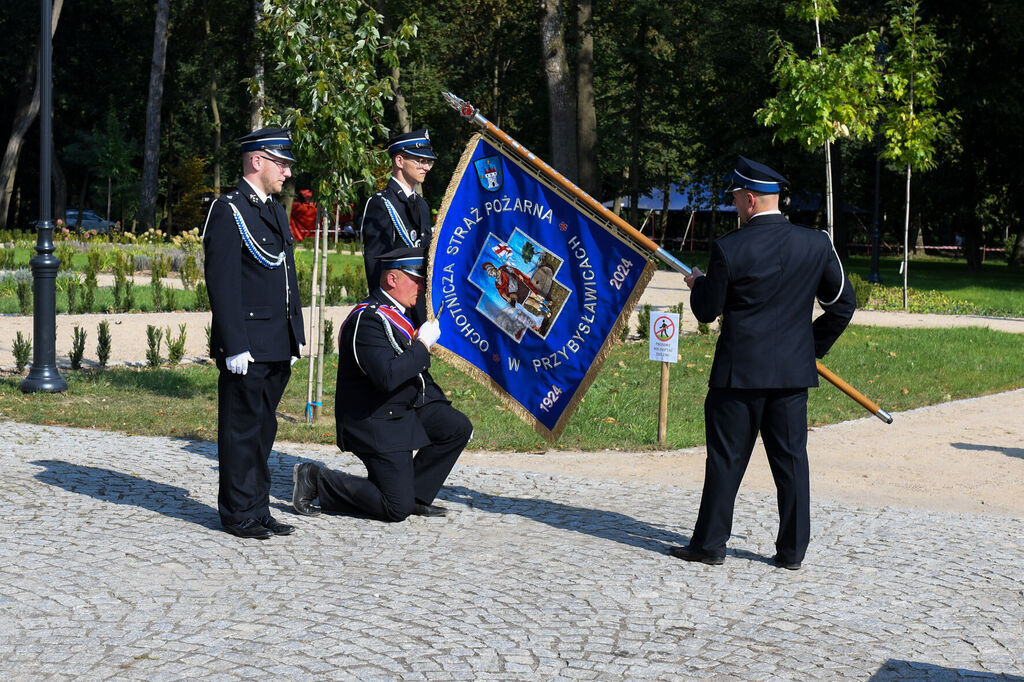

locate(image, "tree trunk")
(575, 0), (599, 198)
(377, 1), (410, 134)
(1009, 223), (1023, 267)
(0, 0), (64, 230)
(205, 7), (221, 192)
(139, 0), (171, 232)
(539, 0), (577, 181)
(250, 0), (265, 130)
(627, 20), (647, 228)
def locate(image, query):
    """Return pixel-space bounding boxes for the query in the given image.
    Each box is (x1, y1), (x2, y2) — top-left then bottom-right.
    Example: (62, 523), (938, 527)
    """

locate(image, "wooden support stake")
(658, 361), (670, 443)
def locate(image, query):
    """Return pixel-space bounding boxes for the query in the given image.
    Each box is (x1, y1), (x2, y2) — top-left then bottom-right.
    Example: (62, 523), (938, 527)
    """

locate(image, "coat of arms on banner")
(474, 156), (503, 192)
(429, 134), (654, 442)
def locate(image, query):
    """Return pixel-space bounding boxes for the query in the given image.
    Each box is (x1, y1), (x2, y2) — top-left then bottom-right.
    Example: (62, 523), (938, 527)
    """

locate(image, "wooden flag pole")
(442, 91), (893, 425)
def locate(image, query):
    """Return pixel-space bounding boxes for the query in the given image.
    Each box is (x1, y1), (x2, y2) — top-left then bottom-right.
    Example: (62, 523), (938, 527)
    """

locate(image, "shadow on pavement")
(178, 439), (311, 510)
(951, 441), (1024, 460)
(869, 659), (1023, 681)
(31, 459), (220, 530)
(438, 484), (691, 553)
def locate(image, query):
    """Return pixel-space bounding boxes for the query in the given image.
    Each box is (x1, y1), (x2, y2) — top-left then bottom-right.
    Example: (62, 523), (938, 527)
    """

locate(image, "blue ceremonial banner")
(428, 134), (655, 442)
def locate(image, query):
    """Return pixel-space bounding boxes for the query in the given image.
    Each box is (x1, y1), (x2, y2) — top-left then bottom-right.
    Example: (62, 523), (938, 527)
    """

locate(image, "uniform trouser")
(689, 387), (810, 564)
(318, 401), (472, 522)
(216, 360), (291, 526)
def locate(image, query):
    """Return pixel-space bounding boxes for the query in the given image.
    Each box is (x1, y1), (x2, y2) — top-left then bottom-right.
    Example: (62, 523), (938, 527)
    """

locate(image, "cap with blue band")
(726, 156), (788, 193)
(236, 127), (296, 163)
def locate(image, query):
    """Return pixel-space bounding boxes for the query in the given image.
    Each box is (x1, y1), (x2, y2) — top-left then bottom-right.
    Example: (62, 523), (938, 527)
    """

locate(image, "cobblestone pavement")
(1, 421), (1022, 680)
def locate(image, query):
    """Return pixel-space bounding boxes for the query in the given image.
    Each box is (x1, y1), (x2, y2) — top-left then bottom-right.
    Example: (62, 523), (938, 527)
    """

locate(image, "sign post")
(649, 312), (679, 443)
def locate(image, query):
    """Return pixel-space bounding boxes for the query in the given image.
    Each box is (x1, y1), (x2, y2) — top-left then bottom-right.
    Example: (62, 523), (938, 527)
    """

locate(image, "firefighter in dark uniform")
(670, 156), (856, 570)
(360, 129), (436, 326)
(291, 247), (472, 522)
(202, 127), (305, 539)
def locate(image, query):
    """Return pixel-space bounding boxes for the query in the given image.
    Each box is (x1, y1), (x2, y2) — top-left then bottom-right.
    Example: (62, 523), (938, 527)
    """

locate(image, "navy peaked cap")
(379, 246), (425, 277)
(236, 127), (296, 163)
(387, 128), (436, 160)
(726, 156), (788, 193)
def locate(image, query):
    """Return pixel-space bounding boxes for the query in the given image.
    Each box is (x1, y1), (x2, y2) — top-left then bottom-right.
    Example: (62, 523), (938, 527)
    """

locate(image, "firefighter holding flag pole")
(670, 156), (857, 571)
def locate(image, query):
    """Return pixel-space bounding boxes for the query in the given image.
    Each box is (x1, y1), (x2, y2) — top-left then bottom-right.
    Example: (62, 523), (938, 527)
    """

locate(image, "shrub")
(342, 263), (367, 301)
(323, 318), (335, 354)
(164, 286), (177, 311)
(69, 325), (87, 370)
(13, 331), (31, 372)
(166, 324), (186, 365)
(0, 248), (15, 270)
(16, 277), (32, 314)
(194, 280), (209, 310)
(848, 272), (873, 309)
(180, 252), (201, 290)
(65, 273), (80, 313)
(97, 320), (111, 367)
(55, 241), (76, 272)
(146, 325), (163, 368)
(326, 275), (344, 305)
(697, 321), (712, 335)
(151, 253), (170, 311)
(636, 304), (652, 339)
(123, 280), (135, 312)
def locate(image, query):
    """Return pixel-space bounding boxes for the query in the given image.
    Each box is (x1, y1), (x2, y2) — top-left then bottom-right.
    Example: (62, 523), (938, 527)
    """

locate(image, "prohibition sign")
(653, 315), (675, 342)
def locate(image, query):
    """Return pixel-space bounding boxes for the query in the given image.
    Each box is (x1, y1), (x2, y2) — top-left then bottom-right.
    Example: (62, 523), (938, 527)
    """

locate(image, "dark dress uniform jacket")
(360, 178), (432, 324)
(690, 213), (855, 388)
(204, 180), (305, 361)
(335, 289), (448, 454)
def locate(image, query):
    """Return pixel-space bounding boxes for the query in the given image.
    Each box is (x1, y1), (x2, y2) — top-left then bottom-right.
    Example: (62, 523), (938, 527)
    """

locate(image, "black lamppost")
(869, 40), (887, 284)
(21, 0), (67, 394)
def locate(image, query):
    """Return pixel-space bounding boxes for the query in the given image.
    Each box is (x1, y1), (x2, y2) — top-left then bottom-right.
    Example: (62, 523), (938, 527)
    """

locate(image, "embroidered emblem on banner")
(468, 228), (569, 343)
(474, 156), (503, 192)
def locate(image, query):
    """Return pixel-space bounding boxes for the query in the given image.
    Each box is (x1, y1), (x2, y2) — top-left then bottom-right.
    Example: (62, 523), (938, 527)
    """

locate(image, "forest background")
(1, 0), (1022, 270)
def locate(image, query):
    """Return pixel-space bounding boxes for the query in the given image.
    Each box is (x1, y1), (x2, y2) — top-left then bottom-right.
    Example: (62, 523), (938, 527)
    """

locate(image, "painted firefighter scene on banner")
(467, 228), (571, 342)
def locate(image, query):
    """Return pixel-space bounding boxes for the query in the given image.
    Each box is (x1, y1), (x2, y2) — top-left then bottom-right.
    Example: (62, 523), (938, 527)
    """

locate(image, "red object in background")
(289, 189), (318, 241)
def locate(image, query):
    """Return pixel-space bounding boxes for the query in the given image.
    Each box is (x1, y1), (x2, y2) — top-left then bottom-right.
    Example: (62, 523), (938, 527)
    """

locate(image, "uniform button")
(249, 312), (254, 317)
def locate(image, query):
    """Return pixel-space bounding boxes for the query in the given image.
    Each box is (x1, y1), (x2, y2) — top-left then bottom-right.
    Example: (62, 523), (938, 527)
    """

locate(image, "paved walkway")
(2, 421), (1021, 679)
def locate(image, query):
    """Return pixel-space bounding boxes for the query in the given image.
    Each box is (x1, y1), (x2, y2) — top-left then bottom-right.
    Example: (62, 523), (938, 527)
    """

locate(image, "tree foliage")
(757, 33), (885, 150)
(260, 0), (416, 208)
(878, 0), (957, 172)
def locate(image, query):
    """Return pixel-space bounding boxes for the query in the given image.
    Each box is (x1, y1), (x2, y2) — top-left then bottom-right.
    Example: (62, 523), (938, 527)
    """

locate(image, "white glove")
(291, 344), (304, 366)
(416, 319), (441, 350)
(226, 351), (254, 375)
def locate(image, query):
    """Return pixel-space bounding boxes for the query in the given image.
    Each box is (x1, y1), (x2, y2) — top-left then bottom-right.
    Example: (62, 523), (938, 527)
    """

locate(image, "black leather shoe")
(773, 555), (802, 570)
(259, 515), (295, 536)
(292, 462), (322, 516)
(669, 545), (725, 565)
(411, 503), (447, 517)
(224, 518), (273, 540)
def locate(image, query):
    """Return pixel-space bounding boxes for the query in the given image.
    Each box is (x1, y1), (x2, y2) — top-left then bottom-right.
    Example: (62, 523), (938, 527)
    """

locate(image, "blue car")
(66, 209), (114, 233)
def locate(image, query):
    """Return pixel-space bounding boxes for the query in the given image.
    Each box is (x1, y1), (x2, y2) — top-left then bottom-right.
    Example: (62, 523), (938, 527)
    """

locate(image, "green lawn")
(3, 324), (1021, 452)
(845, 255), (1023, 316)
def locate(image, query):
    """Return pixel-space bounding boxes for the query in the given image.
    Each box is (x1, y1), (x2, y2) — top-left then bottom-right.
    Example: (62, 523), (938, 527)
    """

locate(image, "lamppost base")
(20, 366), (69, 393)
